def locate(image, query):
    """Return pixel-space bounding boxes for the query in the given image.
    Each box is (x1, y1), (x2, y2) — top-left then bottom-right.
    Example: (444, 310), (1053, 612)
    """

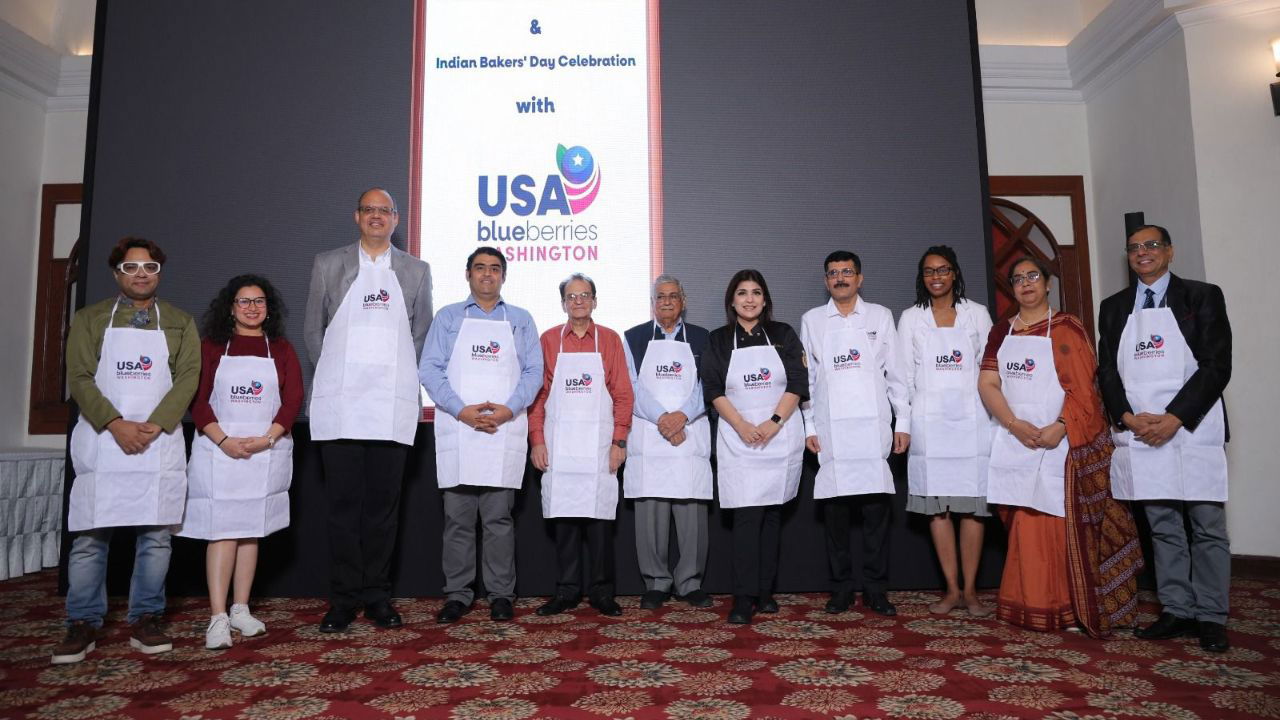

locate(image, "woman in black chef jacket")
(700, 269), (808, 624)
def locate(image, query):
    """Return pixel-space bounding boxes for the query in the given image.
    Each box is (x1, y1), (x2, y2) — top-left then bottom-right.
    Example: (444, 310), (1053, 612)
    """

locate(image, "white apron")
(813, 324), (894, 498)
(907, 323), (991, 497)
(624, 323), (713, 499)
(986, 312), (1067, 517)
(541, 326), (617, 519)
(68, 299), (187, 531)
(180, 337), (293, 540)
(1110, 305), (1228, 501)
(716, 328), (804, 509)
(309, 258), (420, 446)
(434, 308), (528, 490)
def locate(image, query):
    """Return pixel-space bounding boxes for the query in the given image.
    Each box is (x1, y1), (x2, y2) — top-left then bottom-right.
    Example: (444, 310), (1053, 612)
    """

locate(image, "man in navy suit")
(622, 276), (715, 609)
(1097, 224), (1232, 652)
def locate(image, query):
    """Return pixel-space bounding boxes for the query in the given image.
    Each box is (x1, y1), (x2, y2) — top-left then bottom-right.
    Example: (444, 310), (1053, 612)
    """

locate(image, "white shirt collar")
(826, 296), (862, 318)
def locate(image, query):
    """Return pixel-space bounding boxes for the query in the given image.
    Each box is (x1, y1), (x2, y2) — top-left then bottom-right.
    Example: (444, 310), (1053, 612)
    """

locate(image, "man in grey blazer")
(304, 187), (432, 633)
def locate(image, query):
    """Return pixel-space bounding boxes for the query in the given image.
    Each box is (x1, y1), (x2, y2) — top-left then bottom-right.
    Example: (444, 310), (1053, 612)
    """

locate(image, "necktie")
(1142, 288), (1155, 310)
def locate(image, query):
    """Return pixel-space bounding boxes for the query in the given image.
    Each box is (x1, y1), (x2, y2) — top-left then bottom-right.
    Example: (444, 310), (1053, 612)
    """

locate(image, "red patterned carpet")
(1, 570), (1278, 719)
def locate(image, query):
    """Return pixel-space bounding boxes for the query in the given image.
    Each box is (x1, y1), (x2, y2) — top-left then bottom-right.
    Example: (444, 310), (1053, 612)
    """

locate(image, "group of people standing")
(51, 187), (1234, 667)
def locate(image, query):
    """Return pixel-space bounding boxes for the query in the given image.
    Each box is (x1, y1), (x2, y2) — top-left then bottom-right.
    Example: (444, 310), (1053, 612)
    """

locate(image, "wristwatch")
(613, 439), (627, 449)
(770, 414), (783, 425)
(265, 434), (277, 448)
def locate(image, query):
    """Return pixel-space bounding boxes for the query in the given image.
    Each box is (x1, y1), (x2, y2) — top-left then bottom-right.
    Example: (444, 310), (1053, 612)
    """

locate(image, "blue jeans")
(66, 526), (172, 626)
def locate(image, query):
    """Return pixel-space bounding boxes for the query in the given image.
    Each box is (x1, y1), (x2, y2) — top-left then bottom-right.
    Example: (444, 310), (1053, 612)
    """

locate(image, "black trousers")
(320, 439), (408, 610)
(552, 518), (615, 600)
(823, 493), (892, 594)
(730, 505), (781, 599)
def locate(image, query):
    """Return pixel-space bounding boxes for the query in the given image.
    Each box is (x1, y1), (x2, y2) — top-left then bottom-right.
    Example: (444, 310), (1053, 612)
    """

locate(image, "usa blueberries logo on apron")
(742, 367), (773, 389)
(362, 288), (391, 310)
(1134, 334), (1165, 359)
(1004, 357), (1036, 379)
(470, 340), (502, 361)
(934, 349), (964, 371)
(831, 348), (862, 371)
(654, 360), (683, 379)
(230, 380), (265, 404)
(115, 354), (153, 379)
(564, 372), (593, 393)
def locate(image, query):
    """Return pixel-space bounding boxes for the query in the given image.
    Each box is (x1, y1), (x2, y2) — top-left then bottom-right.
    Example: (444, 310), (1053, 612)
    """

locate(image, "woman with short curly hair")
(178, 274), (304, 650)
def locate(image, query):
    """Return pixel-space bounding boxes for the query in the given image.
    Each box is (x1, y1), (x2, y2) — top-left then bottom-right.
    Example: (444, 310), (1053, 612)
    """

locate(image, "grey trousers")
(1143, 500), (1230, 624)
(442, 487), (517, 604)
(634, 498), (708, 595)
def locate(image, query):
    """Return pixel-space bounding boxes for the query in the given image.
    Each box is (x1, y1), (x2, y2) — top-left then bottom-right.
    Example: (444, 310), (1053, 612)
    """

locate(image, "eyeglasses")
(116, 261), (161, 276)
(358, 205), (396, 216)
(922, 266), (953, 278)
(564, 292), (594, 303)
(655, 293), (682, 303)
(234, 297), (267, 308)
(1125, 240), (1167, 254)
(825, 268), (859, 279)
(1009, 271), (1043, 287)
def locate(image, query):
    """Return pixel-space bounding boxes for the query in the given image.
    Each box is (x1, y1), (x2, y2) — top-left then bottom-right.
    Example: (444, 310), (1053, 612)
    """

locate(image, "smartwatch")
(770, 414), (783, 425)
(613, 439), (627, 449)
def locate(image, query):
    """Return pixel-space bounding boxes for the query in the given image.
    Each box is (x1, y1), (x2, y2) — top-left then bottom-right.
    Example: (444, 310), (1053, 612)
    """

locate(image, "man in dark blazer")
(622, 275), (715, 610)
(304, 188), (432, 633)
(1097, 224), (1232, 652)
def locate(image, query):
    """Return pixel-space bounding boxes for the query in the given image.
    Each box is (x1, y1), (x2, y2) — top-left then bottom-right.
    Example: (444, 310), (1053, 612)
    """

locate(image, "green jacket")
(65, 297), (201, 432)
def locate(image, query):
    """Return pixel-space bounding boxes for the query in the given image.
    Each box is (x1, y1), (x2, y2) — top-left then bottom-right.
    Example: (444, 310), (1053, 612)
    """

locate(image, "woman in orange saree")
(978, 256), (1144, 637)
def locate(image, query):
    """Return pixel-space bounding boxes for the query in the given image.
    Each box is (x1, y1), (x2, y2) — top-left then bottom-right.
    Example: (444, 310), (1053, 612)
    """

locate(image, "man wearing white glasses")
(54, 236), (200, 664)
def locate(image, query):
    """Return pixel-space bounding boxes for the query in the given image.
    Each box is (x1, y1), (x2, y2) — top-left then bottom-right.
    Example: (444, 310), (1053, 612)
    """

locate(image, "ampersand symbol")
(530, 19), (541, 35)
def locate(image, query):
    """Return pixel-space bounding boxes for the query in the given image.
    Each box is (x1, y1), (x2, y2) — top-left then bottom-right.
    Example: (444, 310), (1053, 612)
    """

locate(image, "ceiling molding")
(0, 18), (61, 108)
(978, 0), (1280, 105)
(979, 45), (1081, 103)
(0, 19), (90, 112)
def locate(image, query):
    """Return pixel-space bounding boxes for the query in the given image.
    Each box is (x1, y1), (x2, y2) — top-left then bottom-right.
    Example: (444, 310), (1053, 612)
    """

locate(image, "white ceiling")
(0, 0), (94, 55)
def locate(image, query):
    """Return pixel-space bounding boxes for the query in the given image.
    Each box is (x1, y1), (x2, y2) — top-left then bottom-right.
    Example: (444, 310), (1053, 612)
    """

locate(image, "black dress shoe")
(640, 590), (670, 610)
(863, 591), (897, 616)
(756, 595), (779, 613)
(365, 600), (403, 629)
(727, 595), (755, 625)
(536, 596), (580, 616)
(1198, 621), (1229, 652)
(591, 596), (624, 617)
(1135, 612), (1199, 640)
(319, 606), (357, 633)
(436, 600), (471, 624)
(680, 589), (713, 608)
(489, 598), (514, 621)
(825, 591), (854, 614)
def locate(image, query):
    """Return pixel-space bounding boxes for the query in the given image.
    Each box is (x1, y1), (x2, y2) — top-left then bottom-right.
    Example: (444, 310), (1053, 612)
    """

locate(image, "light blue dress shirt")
(622, 321), (706, 425)
(418, 296), (543, 418)
(1133, 272), (1172, 313)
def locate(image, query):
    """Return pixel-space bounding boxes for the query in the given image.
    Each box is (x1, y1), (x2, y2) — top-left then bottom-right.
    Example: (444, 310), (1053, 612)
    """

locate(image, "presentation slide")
(416, 0), (660, 338)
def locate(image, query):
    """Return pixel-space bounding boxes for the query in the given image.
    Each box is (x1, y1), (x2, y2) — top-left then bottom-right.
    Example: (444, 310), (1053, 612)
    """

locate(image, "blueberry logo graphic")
(557, 144), (601, 214)
(581, 373), (592, 386)
(140, 356), (153, 371)
(1151, 334), (1164, 349)
(952, 349), (963, 362)
(670, 361), (682, 373)
(759, 368), (771, 380)
(251, 381), (264, 396)
(849, 349), (861, 362)
(490, 341), (501, 353)
(1025, 358), (1036, 371)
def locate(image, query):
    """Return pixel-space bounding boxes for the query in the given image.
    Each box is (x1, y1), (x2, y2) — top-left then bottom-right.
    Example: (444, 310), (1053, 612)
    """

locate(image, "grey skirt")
(905, 494), (991, 517)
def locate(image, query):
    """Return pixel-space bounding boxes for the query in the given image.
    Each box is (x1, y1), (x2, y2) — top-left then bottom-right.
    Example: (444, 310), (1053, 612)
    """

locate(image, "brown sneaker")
(129, 614), (173, 655)
(51, 621), (97, 664)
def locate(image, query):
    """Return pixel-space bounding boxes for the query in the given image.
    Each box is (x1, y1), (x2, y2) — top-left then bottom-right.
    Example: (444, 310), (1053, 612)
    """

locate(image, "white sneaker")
(205, 613), (232, 650)
(229, 604), (266, 637)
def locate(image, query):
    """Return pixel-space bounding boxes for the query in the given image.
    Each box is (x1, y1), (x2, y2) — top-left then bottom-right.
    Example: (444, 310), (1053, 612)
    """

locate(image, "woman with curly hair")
(178, 275), (303, 649)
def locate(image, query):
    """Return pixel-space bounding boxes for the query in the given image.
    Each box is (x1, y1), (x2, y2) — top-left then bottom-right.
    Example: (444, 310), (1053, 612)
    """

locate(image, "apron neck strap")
(653, 320), (686, 342)
(561, 321), (597, 353)
(108, 297), (161, 331)
(226, 335), (272, 359)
